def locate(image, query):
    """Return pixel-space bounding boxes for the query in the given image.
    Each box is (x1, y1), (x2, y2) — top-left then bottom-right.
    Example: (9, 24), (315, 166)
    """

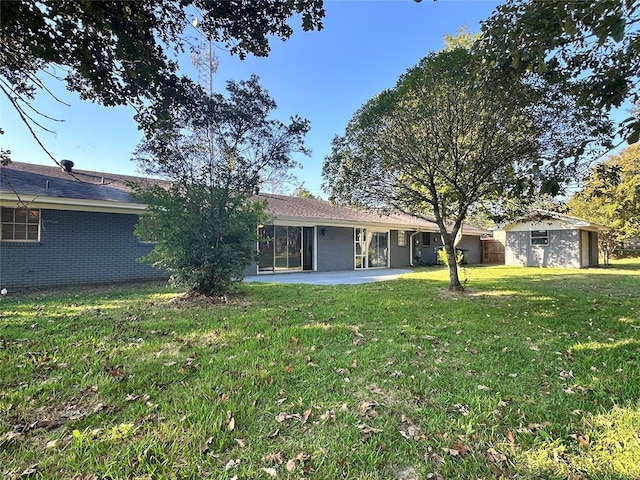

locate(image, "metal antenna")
(190, 18), (218, 95)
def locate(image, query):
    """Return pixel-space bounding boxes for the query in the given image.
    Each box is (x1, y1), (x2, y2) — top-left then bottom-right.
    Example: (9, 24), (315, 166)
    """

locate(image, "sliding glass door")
(354, 228), (388, 269)
(258, 225), (308, 272)
(368, 231), (388, 268)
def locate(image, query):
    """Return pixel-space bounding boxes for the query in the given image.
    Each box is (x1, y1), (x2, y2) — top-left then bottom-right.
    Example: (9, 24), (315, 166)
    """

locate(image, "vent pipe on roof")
(60, 159), (74, 172)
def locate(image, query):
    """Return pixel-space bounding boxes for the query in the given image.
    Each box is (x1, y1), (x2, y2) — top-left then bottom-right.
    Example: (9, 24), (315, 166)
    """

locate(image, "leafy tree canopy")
(132, 75), (309, 296)
(0, 0), (324, 162)
(292, 185), (319, 199)
(566, 142), (640, 262)
(322, 47), (601, 290)
(479, 0), (640, 144)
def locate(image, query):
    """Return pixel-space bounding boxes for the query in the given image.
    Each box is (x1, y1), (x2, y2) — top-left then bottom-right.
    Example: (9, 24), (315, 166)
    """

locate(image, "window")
(1, 207), (40, 241)
(397, 230), (407, 247)
(531, 230), (549, 246)
(422, 232), (431, 246)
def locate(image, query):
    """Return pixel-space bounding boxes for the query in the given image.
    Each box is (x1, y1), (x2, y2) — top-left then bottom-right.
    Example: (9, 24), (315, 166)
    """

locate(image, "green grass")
(1, 261), (639, 479)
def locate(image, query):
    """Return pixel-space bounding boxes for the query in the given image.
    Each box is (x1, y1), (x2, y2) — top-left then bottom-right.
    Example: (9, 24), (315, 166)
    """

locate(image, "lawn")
(1, 261), (639, 479)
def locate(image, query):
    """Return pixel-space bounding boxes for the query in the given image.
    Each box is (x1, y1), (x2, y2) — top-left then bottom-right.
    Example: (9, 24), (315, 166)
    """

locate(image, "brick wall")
(316, 226), (354, 272)
(0, 209), (167, 290)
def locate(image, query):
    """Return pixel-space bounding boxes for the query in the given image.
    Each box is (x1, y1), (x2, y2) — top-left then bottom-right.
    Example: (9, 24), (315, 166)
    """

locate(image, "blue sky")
(1, 0), (502, 197)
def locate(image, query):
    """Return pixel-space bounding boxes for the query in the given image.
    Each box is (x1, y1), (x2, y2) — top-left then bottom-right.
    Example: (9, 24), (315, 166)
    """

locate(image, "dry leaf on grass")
(263, 452), (284, 465)
(201, 436), (214, 455)
(358, 423), (383, 441)
(486, 448), (507, 462)
(358, 400), (379, 418)
(225, 411), (235, 431)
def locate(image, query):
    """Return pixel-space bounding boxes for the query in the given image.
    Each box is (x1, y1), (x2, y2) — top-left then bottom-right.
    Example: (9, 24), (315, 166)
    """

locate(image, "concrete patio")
(244, 268), (412, 285)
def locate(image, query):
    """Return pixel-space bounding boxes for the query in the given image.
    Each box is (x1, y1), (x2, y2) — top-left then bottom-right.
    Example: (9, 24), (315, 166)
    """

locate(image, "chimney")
(60, 160), (74, 172)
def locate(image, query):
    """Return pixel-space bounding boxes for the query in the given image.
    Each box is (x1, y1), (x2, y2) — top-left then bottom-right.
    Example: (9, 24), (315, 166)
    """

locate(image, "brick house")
(1, 162), (487, 290)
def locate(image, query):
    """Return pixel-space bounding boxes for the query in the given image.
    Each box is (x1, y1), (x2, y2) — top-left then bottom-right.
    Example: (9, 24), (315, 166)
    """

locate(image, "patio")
(244, 268), (412, 285)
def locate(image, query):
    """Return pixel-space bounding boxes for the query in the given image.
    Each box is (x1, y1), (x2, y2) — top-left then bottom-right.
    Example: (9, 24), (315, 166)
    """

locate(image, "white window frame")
(1, 207), (41, 242)
(530, 230), (549, 246)
(397, 230), (407, 247)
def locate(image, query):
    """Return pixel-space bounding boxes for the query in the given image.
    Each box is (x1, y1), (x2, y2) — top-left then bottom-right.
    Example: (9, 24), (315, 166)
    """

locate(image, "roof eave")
(0, 194), (146, 214)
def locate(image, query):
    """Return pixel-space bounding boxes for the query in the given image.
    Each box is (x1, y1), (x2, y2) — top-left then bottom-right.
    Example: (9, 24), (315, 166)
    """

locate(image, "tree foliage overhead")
(0, 0), (324, 160)
(322, 47), (600, 290)
(479, 0), (640, 144)
(132, 75), (310, 296)
(567, 142), (640, 262)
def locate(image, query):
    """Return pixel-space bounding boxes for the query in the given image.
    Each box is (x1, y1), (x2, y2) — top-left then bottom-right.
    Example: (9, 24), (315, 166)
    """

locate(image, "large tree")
(566, 142), (640, 264)
(0, 0), (324, 164)
(479, 0), (640, 144)
(322, 47), (600, 291)
(132, 75), (310, 295)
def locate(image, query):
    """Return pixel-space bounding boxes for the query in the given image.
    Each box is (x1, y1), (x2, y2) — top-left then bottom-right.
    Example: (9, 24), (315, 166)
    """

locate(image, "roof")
(498, 210), (608, 232)
(0, 161), (159, 213)
(259, 193), (487, 235)
(1, 162), (488, 235)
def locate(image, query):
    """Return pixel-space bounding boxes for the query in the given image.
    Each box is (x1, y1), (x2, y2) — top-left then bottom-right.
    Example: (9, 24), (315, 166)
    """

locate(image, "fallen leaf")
(46, 439), (59, 449)
(486, 448), (507, 462)
(294, 452), (310, 462)
(319, 410), (336, 422)
(275, 412), (301, 423)
(235, 438), (247, 448)
(571, 433), (590, 445)
(286, 459), (297, 472)
(263, 452), (284, 465)
(224, 459), (240, 471)
(2, 431), (23, 444)
(448, 442), (468, 458)
(225, 411), (235, 431)
(302, 408), (312, 425)
(506, 431), (515, 444)
(201, 436), (214, 455)
(358, 400), (379, 418)
(357, 423), (383, 440)
(261, 467), (277, 477)
(20, 464), (39, 476)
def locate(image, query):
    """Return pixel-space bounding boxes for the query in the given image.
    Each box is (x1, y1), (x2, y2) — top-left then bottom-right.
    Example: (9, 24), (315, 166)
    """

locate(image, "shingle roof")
(0, 161), (162, 204)
(1, 162), (488, 235)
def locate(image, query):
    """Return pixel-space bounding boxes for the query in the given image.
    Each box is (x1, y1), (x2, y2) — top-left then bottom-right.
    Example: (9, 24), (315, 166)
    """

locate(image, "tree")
(0, 0), (324, 163)
(479, 0), (640, 144)
(322, 48), (597, 291)
(566, 142), (640, 264)
(132, 75), (310, 296)
(292, 185), (319, 199)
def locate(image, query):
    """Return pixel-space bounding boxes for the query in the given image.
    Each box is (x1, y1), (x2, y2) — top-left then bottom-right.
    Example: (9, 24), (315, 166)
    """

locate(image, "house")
(1, 161), (487, 290)
(495, 211), (607, 268)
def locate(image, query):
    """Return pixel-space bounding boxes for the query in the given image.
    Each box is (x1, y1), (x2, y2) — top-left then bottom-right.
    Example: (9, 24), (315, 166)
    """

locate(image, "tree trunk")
(445, 243), (463, 291)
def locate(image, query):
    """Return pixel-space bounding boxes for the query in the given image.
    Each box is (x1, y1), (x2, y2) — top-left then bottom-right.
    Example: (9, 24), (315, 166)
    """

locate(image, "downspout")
(410, 231), (421, 267)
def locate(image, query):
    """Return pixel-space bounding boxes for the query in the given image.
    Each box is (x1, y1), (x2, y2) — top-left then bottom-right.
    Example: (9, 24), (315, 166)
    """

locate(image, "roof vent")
(60, 159), (74, 172)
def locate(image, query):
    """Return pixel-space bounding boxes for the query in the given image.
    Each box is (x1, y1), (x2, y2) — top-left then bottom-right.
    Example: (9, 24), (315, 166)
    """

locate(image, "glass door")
(368, 232), (388, 268)
(258, 225), (303, 272)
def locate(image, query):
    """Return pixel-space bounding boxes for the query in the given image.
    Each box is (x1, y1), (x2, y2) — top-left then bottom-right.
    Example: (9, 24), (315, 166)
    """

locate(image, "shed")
(497, 211), (607, 268)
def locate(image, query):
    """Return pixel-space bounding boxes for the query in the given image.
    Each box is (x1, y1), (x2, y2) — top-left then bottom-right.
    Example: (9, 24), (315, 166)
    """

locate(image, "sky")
(1, 0), (503, 197)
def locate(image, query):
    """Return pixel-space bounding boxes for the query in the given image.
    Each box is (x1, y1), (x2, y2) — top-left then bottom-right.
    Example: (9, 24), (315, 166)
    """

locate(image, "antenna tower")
(190, 25), (218, 95)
